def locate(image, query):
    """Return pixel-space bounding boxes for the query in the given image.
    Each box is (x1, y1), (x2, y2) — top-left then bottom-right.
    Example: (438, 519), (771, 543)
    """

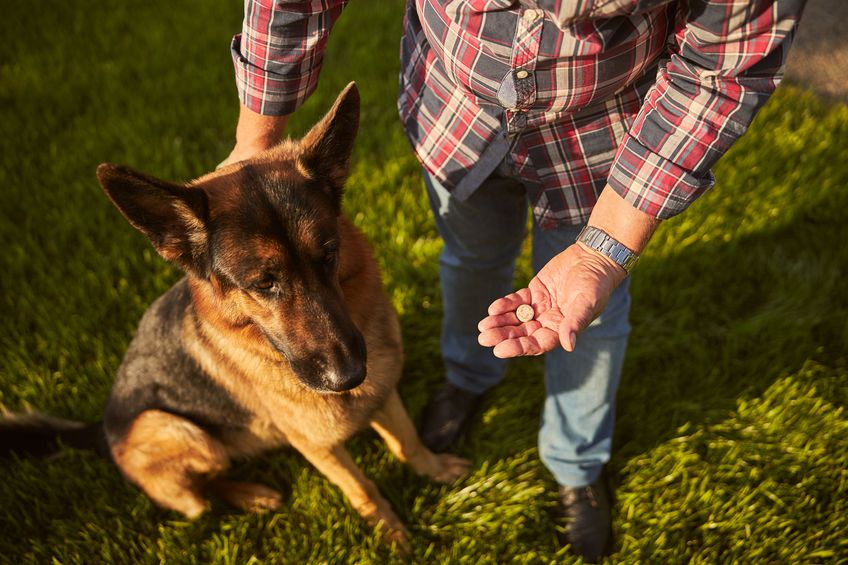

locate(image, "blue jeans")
(424, 166), (631, 487)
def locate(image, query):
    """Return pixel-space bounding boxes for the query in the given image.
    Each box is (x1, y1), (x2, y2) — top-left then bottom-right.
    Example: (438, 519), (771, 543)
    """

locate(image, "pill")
(516, 304), (534, 323)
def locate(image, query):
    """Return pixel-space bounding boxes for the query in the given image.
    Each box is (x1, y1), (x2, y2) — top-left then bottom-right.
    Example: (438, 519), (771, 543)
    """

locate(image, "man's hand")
(477, 186), (659, 358)
(477, 243), (625, 357)
(219, 102), (289, 169)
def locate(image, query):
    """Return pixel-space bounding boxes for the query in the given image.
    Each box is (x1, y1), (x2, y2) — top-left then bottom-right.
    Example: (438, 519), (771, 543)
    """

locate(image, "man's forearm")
(235, 102), (289, 153)
(220, 103), (290, 168)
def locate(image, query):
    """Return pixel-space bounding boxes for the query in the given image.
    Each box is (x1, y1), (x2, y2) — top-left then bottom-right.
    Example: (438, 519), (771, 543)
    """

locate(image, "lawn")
(1, 1), (846, 563)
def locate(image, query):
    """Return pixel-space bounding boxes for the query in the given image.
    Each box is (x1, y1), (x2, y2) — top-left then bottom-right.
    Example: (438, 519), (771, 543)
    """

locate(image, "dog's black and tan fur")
(0, 83), (469, 547)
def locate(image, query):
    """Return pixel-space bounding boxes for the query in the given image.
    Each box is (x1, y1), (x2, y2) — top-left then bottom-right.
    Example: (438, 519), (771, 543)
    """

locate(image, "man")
(222, 0), (804, 560)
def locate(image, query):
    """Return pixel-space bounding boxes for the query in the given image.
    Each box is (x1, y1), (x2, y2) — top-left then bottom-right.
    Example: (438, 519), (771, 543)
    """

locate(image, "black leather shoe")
(558, 471), (613, 563)
(419, 382), (483, 453)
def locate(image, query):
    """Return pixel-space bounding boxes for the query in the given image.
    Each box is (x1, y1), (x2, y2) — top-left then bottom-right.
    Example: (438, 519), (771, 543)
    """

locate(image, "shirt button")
(515, 69), (529, 79)
(513, 113), (527, 128)
(523, 9), (540, 23)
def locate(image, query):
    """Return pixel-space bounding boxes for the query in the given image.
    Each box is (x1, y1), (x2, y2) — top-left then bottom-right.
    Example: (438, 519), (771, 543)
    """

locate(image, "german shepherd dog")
(0, 83), (469, 548)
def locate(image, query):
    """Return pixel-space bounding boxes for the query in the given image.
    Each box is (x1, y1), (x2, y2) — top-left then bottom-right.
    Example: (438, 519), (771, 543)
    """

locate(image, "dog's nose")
(323, 333), (367, 392)
(323, 362), (366, 392)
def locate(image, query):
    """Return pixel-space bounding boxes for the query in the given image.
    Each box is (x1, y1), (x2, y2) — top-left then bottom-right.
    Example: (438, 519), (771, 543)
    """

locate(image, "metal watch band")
(576, 226), (640, 274)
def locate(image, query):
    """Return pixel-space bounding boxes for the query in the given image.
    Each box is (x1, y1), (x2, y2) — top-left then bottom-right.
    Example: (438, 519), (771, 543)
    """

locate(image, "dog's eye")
(323, 245), (339, 264)
(252, 278), (275, 291)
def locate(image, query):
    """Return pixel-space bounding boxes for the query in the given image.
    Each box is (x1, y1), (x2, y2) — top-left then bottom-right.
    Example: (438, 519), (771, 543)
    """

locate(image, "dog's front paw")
(353, 493), (411, 554)
(361, 506), (411, 554)
(381, 522), (411, 555)
(208, 479), (283, 514)
(427, 452), (472, 484)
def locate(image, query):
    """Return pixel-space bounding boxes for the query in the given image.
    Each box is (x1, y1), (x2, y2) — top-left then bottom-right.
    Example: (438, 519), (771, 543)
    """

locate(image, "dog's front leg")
(291, 437), (409, 551)
(370, 389), (472, 483)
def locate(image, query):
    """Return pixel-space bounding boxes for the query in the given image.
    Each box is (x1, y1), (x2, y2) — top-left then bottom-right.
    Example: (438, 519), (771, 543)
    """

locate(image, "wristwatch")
(576, 226), (640, 274)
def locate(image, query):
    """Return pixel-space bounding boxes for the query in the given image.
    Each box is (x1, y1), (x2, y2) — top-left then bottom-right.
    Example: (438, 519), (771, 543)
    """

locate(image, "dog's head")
(97, 83), (368, 393)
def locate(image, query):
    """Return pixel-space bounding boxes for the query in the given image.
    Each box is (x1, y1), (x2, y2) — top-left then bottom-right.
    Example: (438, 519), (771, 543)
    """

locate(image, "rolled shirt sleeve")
(606, 0), (805, 220)
(232, 0), (349, 116)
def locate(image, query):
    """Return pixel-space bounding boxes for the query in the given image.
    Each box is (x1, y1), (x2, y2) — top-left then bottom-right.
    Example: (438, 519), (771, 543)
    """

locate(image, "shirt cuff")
(606, 133), (715, 220)
(231, 34), (316, 117)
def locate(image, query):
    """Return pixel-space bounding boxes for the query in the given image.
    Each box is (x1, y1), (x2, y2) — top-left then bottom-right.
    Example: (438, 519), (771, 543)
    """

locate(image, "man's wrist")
(587, 185), (660, 254)
(234, 101), (289, 151)
(576, 226), (639, 274)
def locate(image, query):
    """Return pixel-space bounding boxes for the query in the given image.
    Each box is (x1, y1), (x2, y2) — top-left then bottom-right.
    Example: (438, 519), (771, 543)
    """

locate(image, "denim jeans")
(424, 165), (631, 487)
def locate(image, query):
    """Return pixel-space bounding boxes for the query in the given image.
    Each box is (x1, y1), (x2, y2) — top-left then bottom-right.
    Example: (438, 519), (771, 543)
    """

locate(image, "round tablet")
(516, 304), (534, 323)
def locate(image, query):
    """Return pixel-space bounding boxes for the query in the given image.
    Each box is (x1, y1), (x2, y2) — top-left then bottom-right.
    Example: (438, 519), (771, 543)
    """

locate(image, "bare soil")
(785, 0), (848, 100)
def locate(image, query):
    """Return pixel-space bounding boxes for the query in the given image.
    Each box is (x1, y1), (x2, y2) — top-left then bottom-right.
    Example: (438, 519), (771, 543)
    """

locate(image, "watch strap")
(576, 226), (640, 274)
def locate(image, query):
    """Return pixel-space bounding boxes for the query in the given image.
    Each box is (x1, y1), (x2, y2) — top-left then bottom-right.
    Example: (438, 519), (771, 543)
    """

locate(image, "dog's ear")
(96, 163), (209, 276)
(299, 82), (360, 205)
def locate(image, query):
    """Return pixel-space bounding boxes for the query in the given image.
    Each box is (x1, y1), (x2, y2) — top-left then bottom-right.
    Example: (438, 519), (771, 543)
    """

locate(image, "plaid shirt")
(232, 0), (803, 228)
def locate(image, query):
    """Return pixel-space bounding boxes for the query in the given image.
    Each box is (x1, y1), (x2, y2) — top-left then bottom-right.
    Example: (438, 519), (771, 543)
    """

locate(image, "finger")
(492, 337), (542, 358)
(478, 321), (543, 347)
(216, 154), (238, 170)
(217, 152), (247, 171)
(491, 328), (559, 358)
(557, 293), (596, 352)
(478, 312), (521, 331)
(487, 288), (533, 316)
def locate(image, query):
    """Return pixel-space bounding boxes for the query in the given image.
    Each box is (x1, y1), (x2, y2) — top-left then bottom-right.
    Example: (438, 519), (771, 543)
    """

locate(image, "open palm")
(477, 243), (625, 357)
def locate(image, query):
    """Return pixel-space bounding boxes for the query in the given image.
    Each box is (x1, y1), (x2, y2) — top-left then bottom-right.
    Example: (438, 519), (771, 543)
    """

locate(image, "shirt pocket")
(466, 0), (515, 11)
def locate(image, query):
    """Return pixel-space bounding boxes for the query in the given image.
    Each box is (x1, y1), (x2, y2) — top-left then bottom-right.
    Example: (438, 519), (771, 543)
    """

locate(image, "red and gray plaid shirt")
(232, 0), (803, 228)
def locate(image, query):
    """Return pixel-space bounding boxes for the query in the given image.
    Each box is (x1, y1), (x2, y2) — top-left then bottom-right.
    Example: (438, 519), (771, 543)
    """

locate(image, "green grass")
(1, 1), (846, 563)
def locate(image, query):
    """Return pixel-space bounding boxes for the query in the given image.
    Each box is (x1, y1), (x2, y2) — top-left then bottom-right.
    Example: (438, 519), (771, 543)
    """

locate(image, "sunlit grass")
(1, 1), (846, 562)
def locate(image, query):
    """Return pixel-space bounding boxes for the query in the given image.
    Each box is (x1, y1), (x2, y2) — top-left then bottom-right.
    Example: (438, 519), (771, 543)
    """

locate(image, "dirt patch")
(784, 0), (848, 101)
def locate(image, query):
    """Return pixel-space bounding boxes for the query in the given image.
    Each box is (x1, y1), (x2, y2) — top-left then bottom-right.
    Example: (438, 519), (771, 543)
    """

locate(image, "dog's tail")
(0, 411), (108, 459)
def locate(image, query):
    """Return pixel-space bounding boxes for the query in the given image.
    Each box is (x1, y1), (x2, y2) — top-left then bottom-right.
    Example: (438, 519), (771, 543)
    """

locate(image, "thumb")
(557, 323), (577, 353)
(557, 293), (596, 352)
(217, 151), (242, 170)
